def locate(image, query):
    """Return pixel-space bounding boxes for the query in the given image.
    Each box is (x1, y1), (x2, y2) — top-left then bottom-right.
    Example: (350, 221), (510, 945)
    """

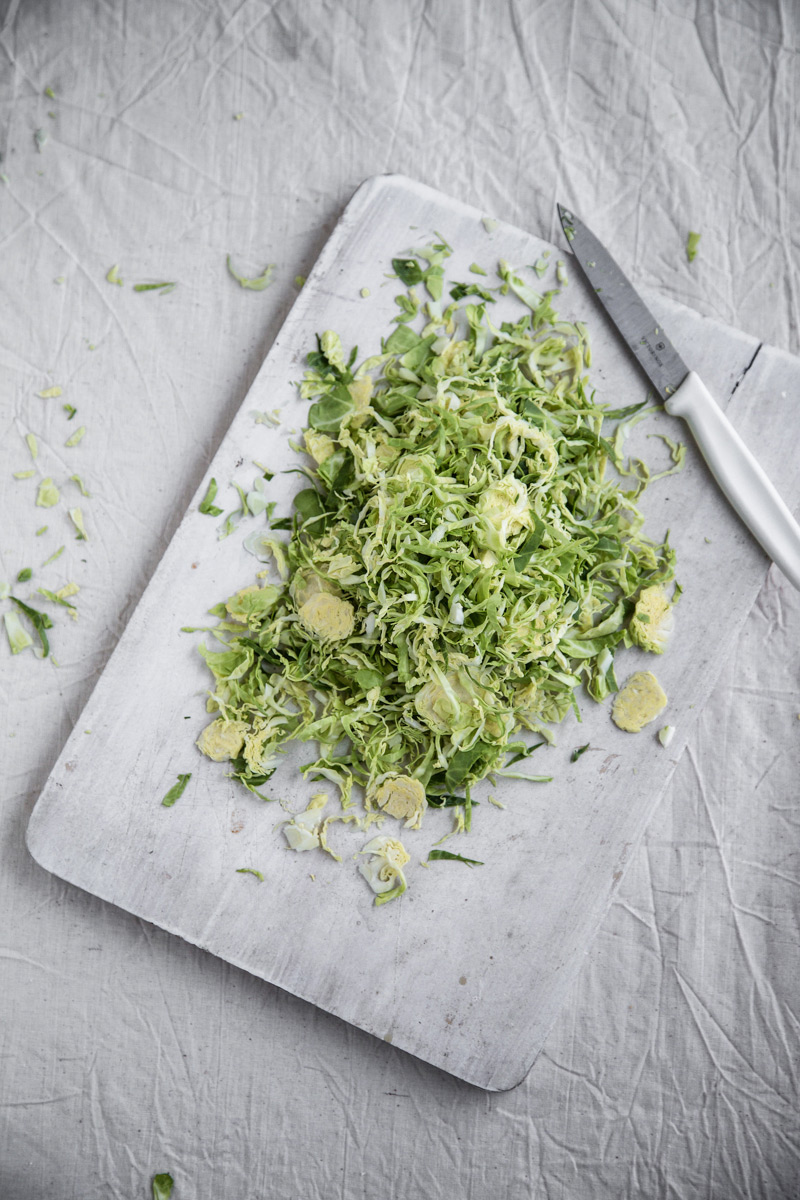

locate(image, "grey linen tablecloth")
(1, 1), (798, 1196)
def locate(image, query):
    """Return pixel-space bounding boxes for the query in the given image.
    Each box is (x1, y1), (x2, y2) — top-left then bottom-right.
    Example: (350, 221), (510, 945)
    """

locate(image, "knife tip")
(556, 203), (579, 244)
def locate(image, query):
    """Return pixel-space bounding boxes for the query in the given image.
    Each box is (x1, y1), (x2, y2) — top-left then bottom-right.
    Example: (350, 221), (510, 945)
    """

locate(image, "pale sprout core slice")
(611, 671), (667, 733)
(373, 775), (427, 828)
(298, 593), (355, 641)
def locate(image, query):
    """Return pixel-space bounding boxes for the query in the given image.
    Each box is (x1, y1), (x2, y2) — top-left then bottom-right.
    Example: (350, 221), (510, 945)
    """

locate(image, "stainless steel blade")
(557, 205), (689, 399)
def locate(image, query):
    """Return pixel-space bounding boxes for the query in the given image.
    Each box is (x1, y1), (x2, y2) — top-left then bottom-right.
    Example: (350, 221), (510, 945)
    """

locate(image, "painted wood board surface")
(26, 175), (800, 1091)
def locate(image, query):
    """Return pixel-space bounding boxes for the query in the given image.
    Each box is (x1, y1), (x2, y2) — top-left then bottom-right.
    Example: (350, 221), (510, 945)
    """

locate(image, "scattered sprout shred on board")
(191, 236), (681, 904)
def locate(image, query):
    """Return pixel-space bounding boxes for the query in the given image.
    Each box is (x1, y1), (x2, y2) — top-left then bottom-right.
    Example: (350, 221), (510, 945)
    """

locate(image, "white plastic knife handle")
(665, 371), (800, 590)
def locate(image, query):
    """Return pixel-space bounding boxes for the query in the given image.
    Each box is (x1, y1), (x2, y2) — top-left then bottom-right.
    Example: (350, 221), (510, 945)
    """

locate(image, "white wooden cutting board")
(26, 175), (800, 1090)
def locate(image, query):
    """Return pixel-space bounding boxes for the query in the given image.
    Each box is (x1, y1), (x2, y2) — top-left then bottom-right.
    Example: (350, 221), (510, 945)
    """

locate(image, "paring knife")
(557, 204), (800, 591)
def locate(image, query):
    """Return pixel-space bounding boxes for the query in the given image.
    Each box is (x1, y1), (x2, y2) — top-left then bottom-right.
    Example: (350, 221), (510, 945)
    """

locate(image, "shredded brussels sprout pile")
(194, 240), (677, 826)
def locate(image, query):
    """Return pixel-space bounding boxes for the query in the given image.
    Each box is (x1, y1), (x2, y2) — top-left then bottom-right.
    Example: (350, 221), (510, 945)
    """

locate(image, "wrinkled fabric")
(1, 0), (799, 1196)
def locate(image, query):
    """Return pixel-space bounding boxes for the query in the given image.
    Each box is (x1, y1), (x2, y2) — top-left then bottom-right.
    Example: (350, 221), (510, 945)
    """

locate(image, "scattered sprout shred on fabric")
(226, 256), (275, 291)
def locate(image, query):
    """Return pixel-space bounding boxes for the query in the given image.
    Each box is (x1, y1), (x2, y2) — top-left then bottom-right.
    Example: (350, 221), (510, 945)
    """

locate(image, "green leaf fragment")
(642, 433), (687, 483)
(65, 425), (86, 447)
(38, 585), (79, 618)
(374, 877), (407, 906)
(424, 266), (444, 301)
(602, 400), (649, 420)
(494, 770), (553, 782)
(199, 477), (223, 516)
(686, 231), (701, 263)
(236, 868), (265, 881)
(42, 545), (65, 567)
(4, 611), (34, 655)
(383, 324), (420, 355)
(392, 257), (424, 286)
(320, 330), (346, 372)
(36, 478), (60, 507)
(292, 488), (326, 525)
(504, 741), (546, 767)
(449, 282), (496, 303)
(427, 850), (484, 866)
(161, 774), (191, 807)
(226, 256), (275, 291)
(393, 289), (419, 323)
(68, 507), (88, 540)
(25, 433), (38, 460)
(17, 568), (32, 582)
(469, 262), (488, 275)
(133, 281), (176, 294)
(232, 481), (250, 516)
(252, 409), (281, 427)
(570, 743), (590, 762)
(35, 526), (48, 536)
(10, 597), (52, 656)
(245, 477), (272, 516)
(218, 511), (239, 540)
(69, 474), (91, 496)
(106, 264), (124, 286)
(14, 470), (36, 479)
(37, 587), (77, 622)
(152, 1174), (174, 1200)
(37, 386), (62, 398)
(63, 404), (77, 419)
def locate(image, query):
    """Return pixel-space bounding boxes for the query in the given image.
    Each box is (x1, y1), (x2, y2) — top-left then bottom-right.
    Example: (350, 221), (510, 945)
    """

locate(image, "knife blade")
(558, 204), (800, 591)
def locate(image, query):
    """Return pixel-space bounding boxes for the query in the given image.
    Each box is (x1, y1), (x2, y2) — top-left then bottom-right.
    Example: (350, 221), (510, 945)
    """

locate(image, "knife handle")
(665, 371), (800, 591)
